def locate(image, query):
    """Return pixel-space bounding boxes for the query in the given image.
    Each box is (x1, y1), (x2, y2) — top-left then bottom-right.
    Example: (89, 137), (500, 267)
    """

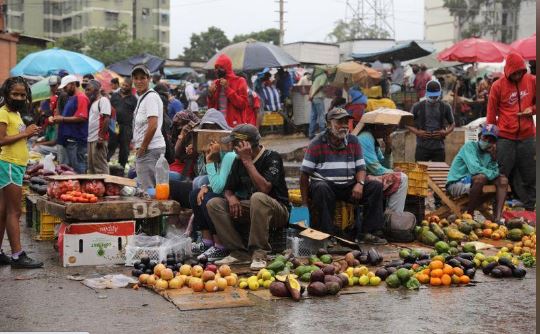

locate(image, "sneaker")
(11, 252), (43, 269)
(357, 233), (387, 245)
(191, 241), (210, 256)
(198, 246), (230, 262)
(0, 251), (10, 265)
(250, 258), (267, 271)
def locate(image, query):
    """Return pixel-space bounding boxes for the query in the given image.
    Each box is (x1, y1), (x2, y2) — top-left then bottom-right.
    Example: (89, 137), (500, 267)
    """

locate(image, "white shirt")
(185, 83), (199, 111)
(133, 89), (165, 150)
(87, 96), (111, 142)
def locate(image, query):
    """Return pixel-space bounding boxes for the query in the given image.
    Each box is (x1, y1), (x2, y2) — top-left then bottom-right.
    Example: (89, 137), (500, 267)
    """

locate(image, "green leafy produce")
(405, 277), (420, 290)
(520, 253), (536, 268)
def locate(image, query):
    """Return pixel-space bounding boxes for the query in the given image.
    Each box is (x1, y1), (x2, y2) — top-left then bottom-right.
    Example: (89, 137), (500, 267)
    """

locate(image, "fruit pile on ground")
(385, 267), (420, 290)
(482, 256), (527, 279)
(306, 265), (350, 297)
(131, 254), (238, 293)
(415, 260), (472, 287)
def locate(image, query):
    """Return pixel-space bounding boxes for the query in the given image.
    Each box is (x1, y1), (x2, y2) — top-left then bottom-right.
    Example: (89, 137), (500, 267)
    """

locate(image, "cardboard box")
(193, 129), (232, 153)
(58, 221), (135, 267)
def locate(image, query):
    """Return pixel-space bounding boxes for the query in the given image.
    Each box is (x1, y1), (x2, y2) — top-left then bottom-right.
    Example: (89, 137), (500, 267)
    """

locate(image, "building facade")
(425, 0), (536, 51)
(5, 0), (169, 54)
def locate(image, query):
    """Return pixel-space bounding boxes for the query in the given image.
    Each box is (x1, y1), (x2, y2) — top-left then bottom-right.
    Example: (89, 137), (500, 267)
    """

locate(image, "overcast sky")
(169, 0), (425, 58)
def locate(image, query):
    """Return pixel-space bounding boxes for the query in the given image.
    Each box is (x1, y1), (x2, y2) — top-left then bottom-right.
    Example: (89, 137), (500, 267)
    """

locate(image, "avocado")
(399, 249), (411, 259)
(322, 265), (336, 276)
(300, 272), (311, 282)
(386, 267), (397, 275)
(482, 261), (498, 275)
(308, 256), (321, 265)
(449, 240), (458, 248)
(310, 269), (325, 283)
(375, 268), (389, 280)
(498, 257), (515, 269)
(464, 268), (476, 279)
(462, 243), (477, 253)
(133, 260), (141, 269)
(307, 281), (327, 296)
(359, 254), (369, 264)
(132, 269), (143, 277)
(448, 247), (459, 256)
(512, 267), (527, 278)
(140, 256), (150, 265)
(447, 258), (461, 268)
(144, 268), (153, 275)
(456, 257), (474, 269)
(490, 268), (503, 278)
(457, 253), (474, 261)
(148, 260), (157, 269)
(496, 265), (513, 277)
(325, 281), (341, 295)
(138, 263), (147, 272)
(269, 281), (291, 297)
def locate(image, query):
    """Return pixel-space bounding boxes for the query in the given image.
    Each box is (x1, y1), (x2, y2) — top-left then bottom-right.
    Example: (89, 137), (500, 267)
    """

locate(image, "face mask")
(478, 140), (492, 151)
(7, 99), (25, 111)
(216, 69), (227, 79)
(87, 93), (98, 101)
(427, 96), (439, 104)
(121, 88), (131, 95)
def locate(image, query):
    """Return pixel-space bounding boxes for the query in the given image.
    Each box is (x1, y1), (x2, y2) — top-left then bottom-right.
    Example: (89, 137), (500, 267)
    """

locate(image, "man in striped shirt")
(299, 108), (387, 244)
(259, 70), (281, 112)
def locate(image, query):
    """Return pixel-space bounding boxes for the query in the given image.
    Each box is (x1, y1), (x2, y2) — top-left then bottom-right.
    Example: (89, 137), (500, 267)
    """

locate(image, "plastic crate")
(269, 225), (287, 254)
(25, 196), (36, 228)
(286, 229), (327, 257)
(394, 162), (429, 198)
(34, 213), (62, 240)
(310, 201), (355, 231)
(262, 112), (284, 126)
(405, 195), (426, 224)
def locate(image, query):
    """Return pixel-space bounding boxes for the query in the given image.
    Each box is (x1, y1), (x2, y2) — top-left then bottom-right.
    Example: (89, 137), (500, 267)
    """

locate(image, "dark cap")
(221, 124), (261, 144)
(131, 64), (151, 77)
(425, 80), (441, 98)
(326, 107), (352, 121)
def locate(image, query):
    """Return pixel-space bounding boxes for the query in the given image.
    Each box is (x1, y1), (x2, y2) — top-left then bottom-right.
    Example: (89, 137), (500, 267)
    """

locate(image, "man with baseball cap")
(51, 74), (89, 173)
(407, 80), (455, 162)
(206, 124), (289, 270)
(85, 79), (111, 174)
(446, 124), (508, 223)
(300, 108), (387, 245)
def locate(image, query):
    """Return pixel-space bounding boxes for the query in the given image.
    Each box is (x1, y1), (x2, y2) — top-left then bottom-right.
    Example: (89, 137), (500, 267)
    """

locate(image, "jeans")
(189, 188), (222, 234)
(496, 138), (536, 210)
(169, 171), (187, 182)
(310, 180), (384, 237)
(415, 146), (446, 162)
(309, 98), (326, 139)
(192, 175), (209, 190)
(64, 140), (87, 174)
(135, 147), (166, 191)
(107, 125), (132, 167)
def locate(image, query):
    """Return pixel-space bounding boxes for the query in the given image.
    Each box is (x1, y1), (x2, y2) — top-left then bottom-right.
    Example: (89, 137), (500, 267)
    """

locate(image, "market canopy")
(108, 53), (165, 76)
(405, 53), (461, 69)
(332, 61), (381, 88)
(437, 37), (515, 63)
(163, 67), (199, 80)
(204, 39), (299, 72)
(11, 48), (104, 77)
(511, 33), (536, 61)
(352, 108), (413, 135)
(351, 41), (434, 63)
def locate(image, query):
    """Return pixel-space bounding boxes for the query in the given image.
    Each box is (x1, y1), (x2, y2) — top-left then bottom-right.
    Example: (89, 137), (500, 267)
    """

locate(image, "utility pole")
(132, 0), (136, 41)
(278, 0), (285, 46)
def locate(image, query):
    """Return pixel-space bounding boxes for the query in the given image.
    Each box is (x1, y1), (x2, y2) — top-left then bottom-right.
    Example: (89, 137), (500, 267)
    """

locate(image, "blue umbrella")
(11, 48), (104, 76)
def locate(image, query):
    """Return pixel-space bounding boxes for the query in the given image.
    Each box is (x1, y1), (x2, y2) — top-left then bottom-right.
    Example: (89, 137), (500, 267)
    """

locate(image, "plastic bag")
(82, 274), (137, 289)
(124, 234), (192, 266)
(42, 153), (55, 173)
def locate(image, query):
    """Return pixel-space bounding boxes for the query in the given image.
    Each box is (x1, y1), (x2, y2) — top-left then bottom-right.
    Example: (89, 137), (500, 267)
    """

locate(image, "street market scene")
(0, 0), (536, 333)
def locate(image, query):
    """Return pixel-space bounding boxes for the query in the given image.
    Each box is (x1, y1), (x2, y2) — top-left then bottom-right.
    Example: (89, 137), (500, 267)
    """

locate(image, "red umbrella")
(511, 33), (536, 61)
(437, 37), (515, 63)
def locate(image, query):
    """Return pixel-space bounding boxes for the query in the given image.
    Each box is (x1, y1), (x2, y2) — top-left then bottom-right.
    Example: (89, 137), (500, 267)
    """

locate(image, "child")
(0, 76), (43, 268)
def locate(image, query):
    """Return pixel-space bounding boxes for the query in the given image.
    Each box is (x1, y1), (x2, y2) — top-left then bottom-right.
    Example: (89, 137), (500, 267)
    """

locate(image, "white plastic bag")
(42, 153), (55, 173)
(82, 274), (137, 289)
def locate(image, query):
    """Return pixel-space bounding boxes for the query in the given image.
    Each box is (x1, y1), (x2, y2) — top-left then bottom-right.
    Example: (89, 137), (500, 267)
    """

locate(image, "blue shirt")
(358, 131), (393, 176)
(58, 92), (89, 145)
(168, 98), (184, 119)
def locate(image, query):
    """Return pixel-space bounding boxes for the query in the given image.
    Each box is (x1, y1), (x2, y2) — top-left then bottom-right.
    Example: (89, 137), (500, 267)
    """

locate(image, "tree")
(84, 24), (165, 65)
(51, 36), (85, 53)
(327, 19), (390, 42)
(17, 44), (44, 62)
(183, 27), (230, 61)
(232, 28), (280, 45)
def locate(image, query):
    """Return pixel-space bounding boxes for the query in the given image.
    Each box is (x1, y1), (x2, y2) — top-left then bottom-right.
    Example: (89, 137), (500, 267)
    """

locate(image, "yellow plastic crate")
(262, 112), (284, 126)
(34, 213), (62, 241)
(334, 201), (355, 231)
(394, 162), (429, 198)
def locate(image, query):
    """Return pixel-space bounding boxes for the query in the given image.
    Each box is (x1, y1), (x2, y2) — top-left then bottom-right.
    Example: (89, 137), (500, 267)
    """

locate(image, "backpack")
(383, 211), (417, 242)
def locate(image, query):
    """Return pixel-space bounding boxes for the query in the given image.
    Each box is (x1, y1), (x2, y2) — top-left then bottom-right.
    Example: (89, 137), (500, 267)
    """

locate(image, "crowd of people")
(0, 51), (535, 270)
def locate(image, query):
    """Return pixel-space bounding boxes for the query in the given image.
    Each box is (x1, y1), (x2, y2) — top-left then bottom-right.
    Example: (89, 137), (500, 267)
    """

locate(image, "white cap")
(58, 74), (79, 89)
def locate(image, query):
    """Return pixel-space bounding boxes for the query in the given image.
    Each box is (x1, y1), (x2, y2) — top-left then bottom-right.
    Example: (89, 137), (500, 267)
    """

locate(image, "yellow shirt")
(0, 106), (29, 166)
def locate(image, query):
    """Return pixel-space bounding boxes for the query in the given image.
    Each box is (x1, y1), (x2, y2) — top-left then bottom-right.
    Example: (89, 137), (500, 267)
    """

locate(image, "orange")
(429, 260), (444, 270)
(443, 264), (454, 275)
(482, 229), (493, 238)
(430, 269), (443, 278)
(417, 274), (430, 284)
(441, 274), (452, 286)
(430, 277), (442, 286)
(459, 275), (470, 285)
(452, 267), (464, 277)
(422, 268), (431, 276)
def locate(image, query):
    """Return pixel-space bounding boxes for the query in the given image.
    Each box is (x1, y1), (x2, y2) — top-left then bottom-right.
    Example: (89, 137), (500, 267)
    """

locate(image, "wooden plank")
(427, 177), (461, 216)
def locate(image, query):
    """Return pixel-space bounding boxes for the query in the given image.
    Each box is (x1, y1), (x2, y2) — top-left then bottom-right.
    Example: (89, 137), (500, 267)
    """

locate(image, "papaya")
(457, 221), (473, 235)
(521, 224), (535, 236)
(420, 230), (439, 246)
(445, 228), (466, 241)
(468, 231), (479, 241)
(434, 241), (450, 254)
(267, 260), (285, 272)
(508, 228), (524, 241)
(285, 275), (302, 301)
(430, 223), (446, 241)
(462, 243), (477, 254)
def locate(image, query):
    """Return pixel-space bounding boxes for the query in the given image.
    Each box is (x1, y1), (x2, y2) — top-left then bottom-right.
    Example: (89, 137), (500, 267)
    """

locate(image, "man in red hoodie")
(487, 52), (536, 211)
(208, 54), (249, 128)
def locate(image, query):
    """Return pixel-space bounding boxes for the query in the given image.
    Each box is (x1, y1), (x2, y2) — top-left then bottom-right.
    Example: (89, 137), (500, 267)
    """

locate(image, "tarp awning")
(351, 41), (434, 63)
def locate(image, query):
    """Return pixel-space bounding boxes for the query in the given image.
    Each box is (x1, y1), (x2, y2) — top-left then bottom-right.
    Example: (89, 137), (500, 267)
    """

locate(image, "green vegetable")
(385, 274), (401, 288)
(462, 243), (477, 254)
(520, 253), (536, 268)
(396, 268), (411, 283)
(405, 277), (420, 290)
(434, 241), (450, 254)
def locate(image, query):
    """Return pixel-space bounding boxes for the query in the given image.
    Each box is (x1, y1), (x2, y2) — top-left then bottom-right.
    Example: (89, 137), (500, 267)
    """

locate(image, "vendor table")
(35, 196), (180, 222)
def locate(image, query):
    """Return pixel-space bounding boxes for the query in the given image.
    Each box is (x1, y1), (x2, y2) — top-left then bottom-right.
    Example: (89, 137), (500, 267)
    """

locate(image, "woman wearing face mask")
(407, 80), (455, 162)
(0, 77), (43, 268)
(446, 124), (508, 224)
(207, 54), (249, 128)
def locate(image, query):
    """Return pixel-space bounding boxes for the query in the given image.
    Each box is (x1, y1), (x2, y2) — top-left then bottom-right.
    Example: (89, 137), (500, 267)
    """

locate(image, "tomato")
(88, 196), (98, 203)
(79, 197), (89, 203)
(72, 191), (82, 197)
(60, 194), (68, 201)
(64, 195), (74, 202)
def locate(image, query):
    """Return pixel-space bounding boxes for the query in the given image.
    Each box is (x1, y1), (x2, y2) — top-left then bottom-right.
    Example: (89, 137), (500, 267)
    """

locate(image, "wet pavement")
(0, 221), (536, 334)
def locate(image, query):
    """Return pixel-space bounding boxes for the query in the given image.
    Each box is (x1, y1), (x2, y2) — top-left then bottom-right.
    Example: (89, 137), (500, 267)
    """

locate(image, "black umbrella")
(108, 53), (165, 76)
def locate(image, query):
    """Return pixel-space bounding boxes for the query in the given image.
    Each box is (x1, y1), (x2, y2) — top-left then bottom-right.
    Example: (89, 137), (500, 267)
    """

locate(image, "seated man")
(358, 124), (408, 213)
(446, 124), (507, 223)
(207, 124), (289, 270)
(299, 108), (387, 245)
